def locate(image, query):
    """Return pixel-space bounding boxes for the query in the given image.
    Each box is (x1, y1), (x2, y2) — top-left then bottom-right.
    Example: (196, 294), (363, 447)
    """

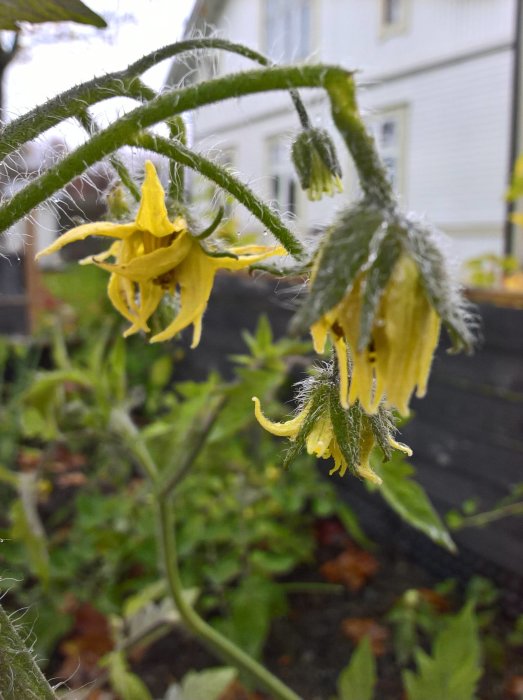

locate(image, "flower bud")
(291, 128), (343, 201)
(106, 184), (131, 220)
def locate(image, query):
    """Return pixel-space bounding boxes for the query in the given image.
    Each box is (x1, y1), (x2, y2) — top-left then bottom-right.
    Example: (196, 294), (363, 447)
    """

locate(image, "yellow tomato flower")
(311, 255), (441, 416)
(252, 396), (384, 484)
(37, 161), (284, 345)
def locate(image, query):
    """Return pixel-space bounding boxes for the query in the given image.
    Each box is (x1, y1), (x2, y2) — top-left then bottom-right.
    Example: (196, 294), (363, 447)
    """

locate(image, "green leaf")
(215, 576), (286, 659)
(180, 667), (237, 700)
(338, 636), (376, 700)
(403, 604), (482, 700)
(336, 503), (376, 551)
(292, 204), (384, 331)
(0, 0), (107, 28)
(105, 651), (153, 700)
(10, 477), (49, 585)
(373, 454), (455, 552)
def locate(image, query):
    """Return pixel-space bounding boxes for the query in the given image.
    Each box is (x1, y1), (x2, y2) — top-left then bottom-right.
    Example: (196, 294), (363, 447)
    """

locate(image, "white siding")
(186, 0), (516, 261)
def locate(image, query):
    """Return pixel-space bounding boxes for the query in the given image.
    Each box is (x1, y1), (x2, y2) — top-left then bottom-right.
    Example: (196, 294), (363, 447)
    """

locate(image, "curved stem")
(325, 72), (395, 209)
(453, 501), (523, 529)
(0, 64), (349, 237)
(0, 603), (57, 700)
(133, 132), (304, 258)
(157, 498), (302, 700)
(0, 38), (313, 164)
(77, 110), (141, 201)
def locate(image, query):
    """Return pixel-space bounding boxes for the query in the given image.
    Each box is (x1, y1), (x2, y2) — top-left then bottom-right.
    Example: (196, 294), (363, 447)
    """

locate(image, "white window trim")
(368, 103), (409, 201)
(265, 133), (300, 218)
(379, 0), (410, 40)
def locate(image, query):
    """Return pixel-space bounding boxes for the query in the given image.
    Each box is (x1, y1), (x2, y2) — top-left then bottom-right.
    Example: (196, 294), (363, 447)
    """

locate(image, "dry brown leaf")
(55, 602), (113, 689)
(506, 675), (523, 699)
(320, 544), (379, 591)
(341, 617), (389, 655)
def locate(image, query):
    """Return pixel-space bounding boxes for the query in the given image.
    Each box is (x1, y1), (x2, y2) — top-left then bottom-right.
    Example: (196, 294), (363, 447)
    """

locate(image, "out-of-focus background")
(1, 2), (523, 699)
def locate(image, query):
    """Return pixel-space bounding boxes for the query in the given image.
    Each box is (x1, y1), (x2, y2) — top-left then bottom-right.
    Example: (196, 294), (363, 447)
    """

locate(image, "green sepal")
(194, 206), (225, 240)
(292, 203), (384, 332)
(368, 404), (395, 462)
(199, 243), (239, 261)
(358, 228), (402, 351)
(282, 384), (329, 469)
(0, 0), (107, 28)
(403, 221), (475, 353)
(328, 385), (362, 477)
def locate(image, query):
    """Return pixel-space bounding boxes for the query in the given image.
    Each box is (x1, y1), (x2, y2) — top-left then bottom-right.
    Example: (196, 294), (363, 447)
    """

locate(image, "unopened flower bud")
(291, 128), (343, 201)
(106, 184), (131, 220)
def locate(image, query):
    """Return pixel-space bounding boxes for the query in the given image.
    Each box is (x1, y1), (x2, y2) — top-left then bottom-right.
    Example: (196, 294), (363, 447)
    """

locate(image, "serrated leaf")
(403, 604), (482, 700)
(181, 667), (237, 700)
(373, 454), (455, 552)
(292, 205), (384, 331)
(338, 636), (376, 700)
(358, 230), (401, 351)
(105, 651), (153, 700)
(0, 0), (107, 29)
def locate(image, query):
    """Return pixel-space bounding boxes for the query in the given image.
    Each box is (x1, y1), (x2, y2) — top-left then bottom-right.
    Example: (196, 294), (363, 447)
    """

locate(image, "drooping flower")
(252, 363), (412, 484)
(36, 161), (284, 345)
(291, 128), (343, 201)
(311, 255), (441, 416)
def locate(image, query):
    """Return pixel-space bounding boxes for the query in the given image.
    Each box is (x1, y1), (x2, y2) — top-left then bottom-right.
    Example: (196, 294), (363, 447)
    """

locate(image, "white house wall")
(187, 0), (516, 262)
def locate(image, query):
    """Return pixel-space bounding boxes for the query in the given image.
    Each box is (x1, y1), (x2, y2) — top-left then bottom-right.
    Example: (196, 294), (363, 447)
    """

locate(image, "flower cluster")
(253, 363), (412, 485)
(311, 255), (441, 416)
(37, 162), (284, 345)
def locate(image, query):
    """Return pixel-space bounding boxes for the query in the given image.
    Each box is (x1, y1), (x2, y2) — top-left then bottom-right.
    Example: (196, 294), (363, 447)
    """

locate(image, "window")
(380, 0), (408, 36)
(267, 136), (298, 216)
(370, 106), (408, 196)
(264, 0), (311, 62)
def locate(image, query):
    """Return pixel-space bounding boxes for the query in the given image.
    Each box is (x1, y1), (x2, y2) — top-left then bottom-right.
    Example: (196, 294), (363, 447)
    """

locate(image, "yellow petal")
(123, 281), (164, 337)
(414, 309), (441, 399)
(388, 436), (413, 457)
(213, 245), (286, 271)
(305, 413), (333, 457)
(252, 397), (305, 437)
(79, 241), (120, 266)
(36, 221), (137, 259)
(135, 161), (179, 237)
(356, 422), (381, 484)
(310, 318), (329, 354)
(93, 232), (192, 282)
(107, 273), (146, 333)
(149, 243), (214, 345)
(329, 440), (349, 477)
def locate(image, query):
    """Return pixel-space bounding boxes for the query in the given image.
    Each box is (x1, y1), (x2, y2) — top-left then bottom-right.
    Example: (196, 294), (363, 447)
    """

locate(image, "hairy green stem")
(158, 396), (227, 499)
(157, 498), (302, 700)
(0, 602), (57, 700)
(116, 408), (302, 700)
(0, 64), (348, 239)
(166, 116), (187, 204)
(133, 132), (305, 258)
(77, 110), (141, 201)
(0, 38), (312, 164)
(110, 408), (158, 481)
(325, 72), (395, 209)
